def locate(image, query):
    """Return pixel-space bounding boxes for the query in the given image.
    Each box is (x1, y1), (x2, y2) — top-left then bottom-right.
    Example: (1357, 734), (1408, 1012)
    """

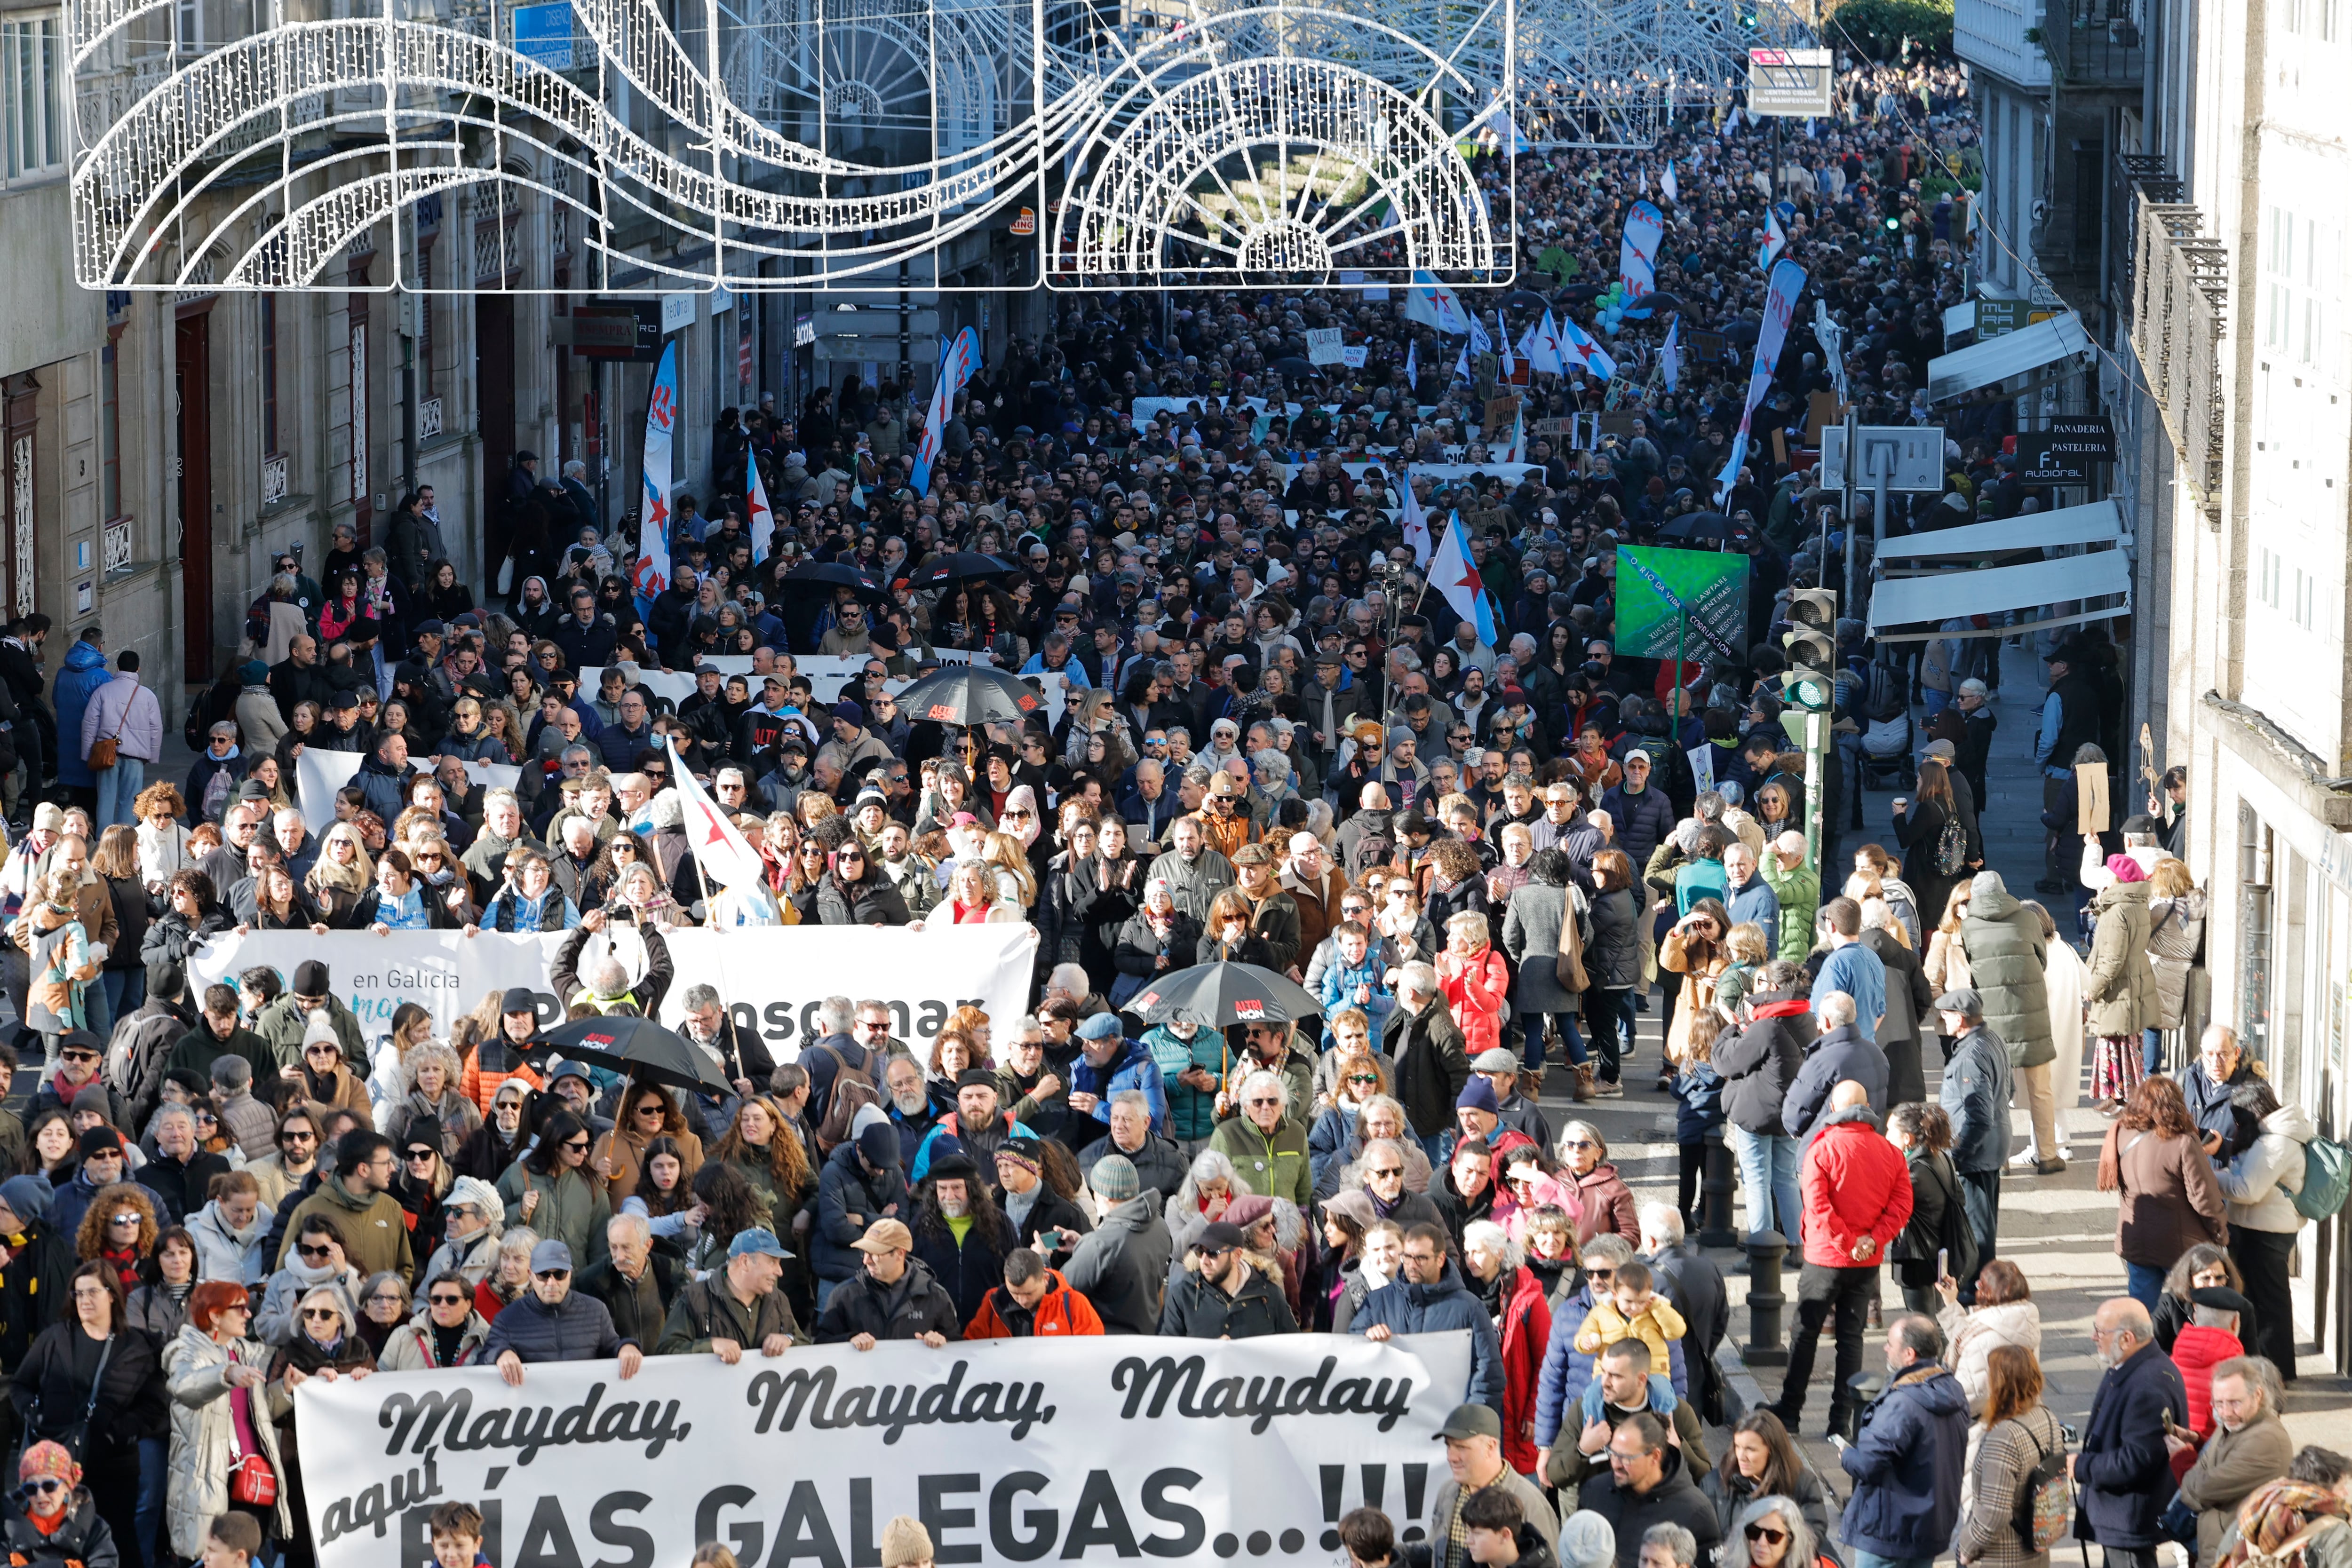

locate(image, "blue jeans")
(1419, 1132), (1450, 1166)
(1525, 1012), (1586, 1070)
(82, 978), (111, 1046)
(93, 753), (145, 832)
(1726, 1122), (1802, 1241)
(136, 1434), (167, 1565)
(2126, 1261), (2167, 1310)
(1855, 1552), (1933, 1568)
(100, 968), (144, 1034)
(2144, 1026), (2165, 1074)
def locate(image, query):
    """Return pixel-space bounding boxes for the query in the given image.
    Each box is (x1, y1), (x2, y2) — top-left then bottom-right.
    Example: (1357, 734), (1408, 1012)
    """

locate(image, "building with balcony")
(1952, 0), (2050, 302)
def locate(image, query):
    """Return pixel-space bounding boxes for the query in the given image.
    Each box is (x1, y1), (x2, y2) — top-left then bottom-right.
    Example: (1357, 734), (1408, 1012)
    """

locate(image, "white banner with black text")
(183, 925), (1038, 1057)
(295, 1332), (1474, 1568)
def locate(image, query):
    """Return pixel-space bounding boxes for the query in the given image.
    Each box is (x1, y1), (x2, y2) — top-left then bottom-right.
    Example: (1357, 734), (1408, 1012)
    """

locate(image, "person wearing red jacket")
(1462, 1220), (1552, 1478)
(2168, 1285), (2248, 1439)
(963, 1249), (1104, 1339)
(1769, 1081), (1913, 1441)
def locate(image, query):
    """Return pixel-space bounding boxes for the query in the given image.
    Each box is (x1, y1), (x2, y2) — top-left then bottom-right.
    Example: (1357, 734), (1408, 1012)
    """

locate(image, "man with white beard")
(2070, 1298), (2189, 1568)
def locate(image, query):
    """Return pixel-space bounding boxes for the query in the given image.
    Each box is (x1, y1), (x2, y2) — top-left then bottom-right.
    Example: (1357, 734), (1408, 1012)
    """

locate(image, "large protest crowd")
(0, 44), (2322, 1568)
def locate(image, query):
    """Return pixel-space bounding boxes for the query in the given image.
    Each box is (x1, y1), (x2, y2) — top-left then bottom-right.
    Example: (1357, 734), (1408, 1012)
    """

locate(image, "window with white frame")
(2264, 206), (2345, 377)
(1, 14), (62, 183)
(2265, 206), (2296, 352)
(2260, 545), (2285, 611)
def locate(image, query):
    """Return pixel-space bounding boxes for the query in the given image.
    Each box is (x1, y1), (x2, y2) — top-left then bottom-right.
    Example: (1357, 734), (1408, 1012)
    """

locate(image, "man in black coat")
(813, 1219), (962, 1345)
(0, 614), (52, 797)
(1158, 1221), (1296, 1338)
(1580, 1410), (1724, 1568)
(1642, 1205), (1729, 1424)
(2073, 1297), (2189, 1568)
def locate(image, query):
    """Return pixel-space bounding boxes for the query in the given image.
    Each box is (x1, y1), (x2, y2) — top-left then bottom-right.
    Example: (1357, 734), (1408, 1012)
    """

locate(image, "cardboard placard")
(2076, 761), (2111, 835)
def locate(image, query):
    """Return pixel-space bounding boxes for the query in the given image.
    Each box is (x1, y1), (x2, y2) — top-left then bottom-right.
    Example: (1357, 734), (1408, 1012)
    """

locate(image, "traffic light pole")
(1803, 710), (1826, 876)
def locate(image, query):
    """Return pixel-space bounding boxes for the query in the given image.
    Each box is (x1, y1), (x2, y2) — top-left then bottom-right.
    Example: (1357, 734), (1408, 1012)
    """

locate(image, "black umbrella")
(1553, 283), (1607, 304)
(895, 664), (1045, 727)
(1660, 510), (1734, 543)
(1504, 289), (1551, 311)
(906, 551), (1018, 592)
(1632, 291), (1685, 315)
(538, 1014), (733, 1094)
(774, 560), (891, 605)
(1271, 355), (1318, 380)
(1722, 318), (1763, 346)
(1128, 960), (1324, 1029)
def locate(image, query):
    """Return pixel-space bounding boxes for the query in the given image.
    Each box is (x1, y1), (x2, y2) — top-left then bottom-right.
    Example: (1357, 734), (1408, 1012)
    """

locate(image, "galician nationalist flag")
(1662, 159), (1678, 203)
(1757, 208), (1788, 273)
(1659, 315), (1683, 392)
(1430, 510), (1500, 647)
(1401, 272), (1474, 334)
(667, 738), (770, 890)
(1400, 478), (1434, 566)
(1496, 311), (1518, 380)
(1403, 338), (1417, 386)
(1556, 314), (1618, 381)
(1528, 310), (1567, 376)
(630, 340), (680, 618)
(911, 326), (981, 496)
(746, 453), (776, 566)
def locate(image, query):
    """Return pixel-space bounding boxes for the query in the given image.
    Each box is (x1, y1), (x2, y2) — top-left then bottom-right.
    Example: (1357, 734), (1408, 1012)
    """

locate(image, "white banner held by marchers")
(186, 925), (1038, 1058)
(295, 750), (366, 833)
(295, 1331), (1475, 1568)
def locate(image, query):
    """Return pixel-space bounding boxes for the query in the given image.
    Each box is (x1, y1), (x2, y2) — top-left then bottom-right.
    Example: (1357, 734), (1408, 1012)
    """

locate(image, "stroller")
(1856, 655), (1915, 790)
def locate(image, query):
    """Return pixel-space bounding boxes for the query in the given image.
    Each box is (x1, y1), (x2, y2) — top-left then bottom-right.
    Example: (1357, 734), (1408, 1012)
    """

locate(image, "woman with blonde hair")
(1199, 888), (1276, 966)
(1924, 883), (1974, 997)
(1716, 921), (1772, 1012)
(2145, 855), (2208, 1075)
(931, 860), (1020, 927)
(305, 821), (377, 929)
(386, 1042), (482, 1157)
(1437, 910), (1510, 1059)
(983, 831), (1038, 908)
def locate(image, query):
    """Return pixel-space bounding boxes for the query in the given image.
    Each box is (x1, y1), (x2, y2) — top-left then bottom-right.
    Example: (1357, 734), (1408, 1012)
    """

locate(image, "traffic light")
(1778, 588), (1838, 738)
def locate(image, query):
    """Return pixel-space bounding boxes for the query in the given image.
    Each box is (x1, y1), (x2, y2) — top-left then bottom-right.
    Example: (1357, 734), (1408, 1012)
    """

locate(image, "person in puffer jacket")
(1772, 1085), (1913, 1440)
(1349, 1223), (1503, 1412)
(813, 1125), (912, 1288)
(1836, 1315), (1968, 1565)
(2215, 1078), (2314, 1378)
(480, 1238), (645, 1382)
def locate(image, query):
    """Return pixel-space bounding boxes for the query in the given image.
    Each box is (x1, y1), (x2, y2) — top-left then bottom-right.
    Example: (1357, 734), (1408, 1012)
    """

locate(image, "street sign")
(2048, 414), (2116, 459)
(1746, 48), (1834, 117)
(2016, 424), (2111, 485)
(557, 303), (662, 360)
(1973, 300), (2057, 339)
(511, 2), (573, 71)
(1819, 425), (1947, 492)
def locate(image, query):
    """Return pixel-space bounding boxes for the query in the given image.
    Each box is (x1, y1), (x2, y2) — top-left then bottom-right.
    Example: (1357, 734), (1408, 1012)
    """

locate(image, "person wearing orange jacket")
(963, 1248), (1104, 1339)
(1769, 1080), (1914, 1441)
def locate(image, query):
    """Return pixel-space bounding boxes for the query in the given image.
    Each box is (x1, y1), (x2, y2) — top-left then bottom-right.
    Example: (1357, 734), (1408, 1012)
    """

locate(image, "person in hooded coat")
(2085, 857), (2160, 1108)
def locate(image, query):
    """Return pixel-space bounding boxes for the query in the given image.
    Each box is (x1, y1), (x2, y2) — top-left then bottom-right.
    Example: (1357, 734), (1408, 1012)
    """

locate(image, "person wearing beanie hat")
(252, 960), (365, 1075)
(48, 1122), (127, 1246)
(1553, 1510), (1616, 1568)
(990, 1140), (1090, 1260)
(235, 659), (288, 755)
(10, 1440), (111, 1568)
(0, 1172), (72, 1375)
(811, 1120), (917, 1299)
(879, 1516), (934, 1568)
(1057, 1150), (1172, 1335)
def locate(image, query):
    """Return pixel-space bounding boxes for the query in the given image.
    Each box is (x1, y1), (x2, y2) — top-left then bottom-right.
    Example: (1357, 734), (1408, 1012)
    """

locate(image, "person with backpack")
(802, 998), (888, 1154)
(1952, 1343), (2070, 1568)
(2214, 1078), (2320, 1379)
(1890, 760), (1975, 967)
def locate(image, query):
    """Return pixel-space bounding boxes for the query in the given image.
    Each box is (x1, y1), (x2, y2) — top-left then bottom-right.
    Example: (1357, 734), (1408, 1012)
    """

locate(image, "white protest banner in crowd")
(295, 750), (365, 832)
(185, 925), (1037, 1055)
(296, 1331), (1473, 1568)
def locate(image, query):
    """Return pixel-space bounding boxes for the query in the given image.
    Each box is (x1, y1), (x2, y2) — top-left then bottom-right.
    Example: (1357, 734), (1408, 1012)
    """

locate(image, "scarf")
(2217, 1482), (2348, 1568)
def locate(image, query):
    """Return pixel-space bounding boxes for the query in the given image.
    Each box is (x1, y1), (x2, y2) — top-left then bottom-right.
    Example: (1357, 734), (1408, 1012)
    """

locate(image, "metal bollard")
(1744, 1229), (1789, 1366)
(1699, 1136), (1738, 1247)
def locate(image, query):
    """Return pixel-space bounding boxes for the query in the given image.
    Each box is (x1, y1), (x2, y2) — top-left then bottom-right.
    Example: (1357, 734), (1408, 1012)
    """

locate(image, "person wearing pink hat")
(4, 1441), (113, 1568)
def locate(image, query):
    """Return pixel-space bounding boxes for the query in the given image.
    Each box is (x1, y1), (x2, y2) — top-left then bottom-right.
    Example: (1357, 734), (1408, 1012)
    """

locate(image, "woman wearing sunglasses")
(162, 1282), (293, 1559)
(265, 1285), (374, 1567)
(376, 1268), (491, 1371)
(11, 1262), (160, 1563)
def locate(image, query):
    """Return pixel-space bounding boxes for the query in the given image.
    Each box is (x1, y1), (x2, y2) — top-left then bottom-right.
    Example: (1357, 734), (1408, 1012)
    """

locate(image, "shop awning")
(1926, 311), (2091, 402)
(1868, 548), (2131, 640)
(1878, 499), (2123, 559)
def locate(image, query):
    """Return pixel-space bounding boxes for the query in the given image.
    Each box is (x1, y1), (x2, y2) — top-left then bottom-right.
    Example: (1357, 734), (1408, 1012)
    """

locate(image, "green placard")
(1614, 545), (1751, 664)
